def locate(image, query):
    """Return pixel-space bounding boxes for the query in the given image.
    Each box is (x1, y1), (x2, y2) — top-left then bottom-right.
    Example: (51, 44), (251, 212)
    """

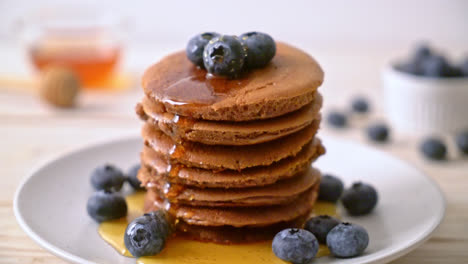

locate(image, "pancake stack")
(136, 43), (325, 244)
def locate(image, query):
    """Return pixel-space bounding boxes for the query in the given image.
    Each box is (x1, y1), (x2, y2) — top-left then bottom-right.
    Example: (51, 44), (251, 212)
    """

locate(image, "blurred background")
(0, 0), (467, 119)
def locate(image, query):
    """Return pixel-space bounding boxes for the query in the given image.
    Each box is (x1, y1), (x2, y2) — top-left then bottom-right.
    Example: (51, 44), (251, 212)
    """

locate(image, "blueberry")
(319, 174), (344, 203)
(422, 55), (452, 77)
(304, 215), (341, 244)
(186, 32), (220, 68)
(342, 182), (378, 216)
(461, 58), (468, 76)
(327, 111), (347, 128)
(90, 164), (125, 191)
(203, 35), (246, 78)
(412, 44), (432, 64)
(326, 222), (369, 258)
(456, 132), (468, 155)
(124, 211), (172, 257)
(396, 44), (433, 76)
(446, 65), (463, 77)
(351, 97), (370, 113)
(272, 228), (319, 264)
(127, 164), (143, 190)
(420, 138), (447, 160)
(239, 32), (276, 69)
(87, 190), (127, 222)
(394, 62), (422, 75)
(366, 123), (390, 142)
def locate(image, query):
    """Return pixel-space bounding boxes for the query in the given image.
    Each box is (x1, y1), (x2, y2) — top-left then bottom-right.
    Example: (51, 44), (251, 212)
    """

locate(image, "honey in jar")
(29, 28), (121, 88)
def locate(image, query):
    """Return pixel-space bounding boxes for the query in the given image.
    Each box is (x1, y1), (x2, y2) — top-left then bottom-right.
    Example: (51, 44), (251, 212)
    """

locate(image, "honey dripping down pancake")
(139, 166), (321, 207)
(138, 141), (325, 189)
(138, 93), (323, 146)
(144, 183), (320, 227)
(141, 120), (321, 170)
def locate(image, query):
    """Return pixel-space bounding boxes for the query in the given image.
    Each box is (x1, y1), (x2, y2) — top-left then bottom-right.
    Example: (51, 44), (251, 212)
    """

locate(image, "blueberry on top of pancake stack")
(136, 32), (325, 244)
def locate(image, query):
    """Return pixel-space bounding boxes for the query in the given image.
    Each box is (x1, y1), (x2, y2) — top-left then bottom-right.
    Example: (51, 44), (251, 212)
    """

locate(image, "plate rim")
(13, 135), (446, 264)
(13, 135), (140, 264)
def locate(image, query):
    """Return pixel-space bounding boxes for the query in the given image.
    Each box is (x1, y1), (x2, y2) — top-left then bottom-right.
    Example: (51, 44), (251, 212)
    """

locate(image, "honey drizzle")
(165, 164), (182, 178)
(167, 143), (186, 161)
(148, 61), (251, 107)
(163, 140), (187, 205)
(153, 196), (178, 214)
(163, 182), (186, 199)
(166, 114), (196, 144)
(171, 114), (196, 129)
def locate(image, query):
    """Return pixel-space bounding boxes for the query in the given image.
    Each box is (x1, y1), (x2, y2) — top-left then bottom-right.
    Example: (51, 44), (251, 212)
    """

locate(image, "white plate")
(14, 135), (445, 264)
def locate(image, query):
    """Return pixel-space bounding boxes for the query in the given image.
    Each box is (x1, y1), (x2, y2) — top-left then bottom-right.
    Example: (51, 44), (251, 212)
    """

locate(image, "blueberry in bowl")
(456, 131), (468, 155)
(394, 62), (422, 76)
(461, 58), (468, 76)
(393, 44), (431, 75)
(90, 164), (126, 191)
(413, 44), (432, 63)
(186, 32), (220, 68)
(394, 44), (461, 78)
(383, 43), (468, 134)
(421, 55), (453, 77)
(86, 190), (127, 222)
(393, 43), (467, 78)
(202, 35), (247, 78)
(239, 31), (276, 69)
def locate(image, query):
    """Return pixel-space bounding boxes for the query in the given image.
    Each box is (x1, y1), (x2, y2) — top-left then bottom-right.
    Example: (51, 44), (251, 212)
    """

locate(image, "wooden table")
(1, 46), (467, 263)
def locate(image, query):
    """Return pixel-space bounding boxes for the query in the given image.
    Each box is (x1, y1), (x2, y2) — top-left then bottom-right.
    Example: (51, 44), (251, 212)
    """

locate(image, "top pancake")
(142, 42), (324, 121)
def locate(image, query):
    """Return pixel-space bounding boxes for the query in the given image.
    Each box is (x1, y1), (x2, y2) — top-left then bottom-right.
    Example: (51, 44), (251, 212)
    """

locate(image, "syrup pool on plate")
(98, 191), (338, 264)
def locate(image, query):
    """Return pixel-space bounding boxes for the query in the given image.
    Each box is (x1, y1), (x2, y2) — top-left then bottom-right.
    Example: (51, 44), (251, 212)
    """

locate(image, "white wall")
(0, 0), (466, 104)
(1, 0), (467, 51)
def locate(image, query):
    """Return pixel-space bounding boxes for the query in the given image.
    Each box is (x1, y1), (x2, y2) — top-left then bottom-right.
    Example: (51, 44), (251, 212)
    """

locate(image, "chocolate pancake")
(142, 42), (324, 121)
(137, 39), (325, 244)
(144, 183), (319, 227)
(138, 93), (323, 146)
(142, 120), (320, 170)
(139, 141), (325, 188)
(139, 166), (320, 207)
(140, 93), (323, 146)
(174, 213), (310, 244)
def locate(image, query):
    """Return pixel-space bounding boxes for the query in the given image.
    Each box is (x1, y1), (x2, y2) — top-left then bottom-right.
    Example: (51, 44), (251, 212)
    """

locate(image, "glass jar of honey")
(21, 6), (127, 89)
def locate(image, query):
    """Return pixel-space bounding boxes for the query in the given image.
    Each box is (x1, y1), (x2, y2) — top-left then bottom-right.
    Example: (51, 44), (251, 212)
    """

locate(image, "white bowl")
(382, 66), (468, 135)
